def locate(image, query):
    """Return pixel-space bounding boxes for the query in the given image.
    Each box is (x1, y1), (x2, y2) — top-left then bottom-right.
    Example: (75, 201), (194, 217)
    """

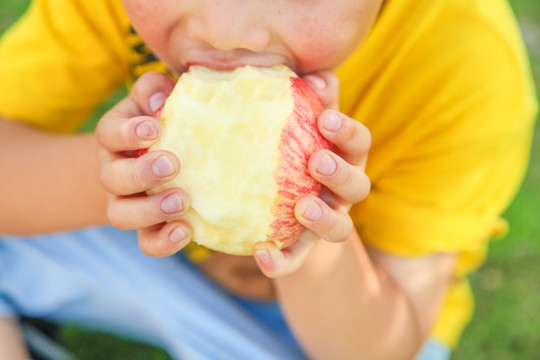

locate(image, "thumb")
(301, 70), (340, 111)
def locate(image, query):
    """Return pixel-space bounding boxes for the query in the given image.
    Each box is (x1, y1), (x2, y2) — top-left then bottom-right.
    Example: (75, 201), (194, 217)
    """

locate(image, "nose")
(187, 6), (271, 52)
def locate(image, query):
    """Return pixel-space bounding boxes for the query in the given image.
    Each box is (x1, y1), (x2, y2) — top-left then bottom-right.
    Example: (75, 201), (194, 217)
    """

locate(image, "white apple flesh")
(144, 65), (329, 255)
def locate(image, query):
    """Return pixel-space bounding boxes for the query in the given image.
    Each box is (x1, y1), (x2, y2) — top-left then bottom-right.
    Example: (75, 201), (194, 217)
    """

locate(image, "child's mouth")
(186, 60), (279, 72)
(183, 51), (294, 73)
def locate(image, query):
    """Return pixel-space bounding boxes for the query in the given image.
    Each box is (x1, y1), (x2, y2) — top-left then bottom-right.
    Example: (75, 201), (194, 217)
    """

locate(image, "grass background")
(1, 1), (539, 359)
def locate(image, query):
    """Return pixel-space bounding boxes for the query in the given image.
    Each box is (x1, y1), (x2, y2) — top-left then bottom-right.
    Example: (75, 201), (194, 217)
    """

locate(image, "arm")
(0, 119), (108, 234)
(95, 70), (456, 359)
(0, 318), (29, 360)
(274, 235), (455, 360)
(253, 71), (455, 360)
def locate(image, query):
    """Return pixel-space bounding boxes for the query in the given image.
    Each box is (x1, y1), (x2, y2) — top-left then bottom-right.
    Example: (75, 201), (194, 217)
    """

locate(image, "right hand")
(96, 72), (192, 256)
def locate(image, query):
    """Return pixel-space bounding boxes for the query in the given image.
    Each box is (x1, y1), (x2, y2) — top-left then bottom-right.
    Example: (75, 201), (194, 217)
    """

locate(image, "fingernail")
(149, 92), (168, 113)
(304, 75), (327, 90)
(316, 153), (337, 176)
(323, 111), (342, 132)
(161, 192), (183, 214)
(152, 156), (175, 178)
(135, 120), (157, 140)
(255, 249), (272, 265)
(302, 201), (323, 221)
(169, 227), (186, 244)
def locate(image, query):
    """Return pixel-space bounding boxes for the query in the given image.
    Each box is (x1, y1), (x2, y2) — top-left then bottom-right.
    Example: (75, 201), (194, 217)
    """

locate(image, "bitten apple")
(144, 65), (330, 255)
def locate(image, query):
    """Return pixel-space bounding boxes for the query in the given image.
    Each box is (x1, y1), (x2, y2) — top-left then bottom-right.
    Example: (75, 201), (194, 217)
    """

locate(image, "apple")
(143, 65), (330, 255)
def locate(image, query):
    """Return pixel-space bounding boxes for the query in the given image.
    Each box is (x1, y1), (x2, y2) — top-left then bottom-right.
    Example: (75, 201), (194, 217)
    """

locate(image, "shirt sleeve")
(0, 0), (130, 133)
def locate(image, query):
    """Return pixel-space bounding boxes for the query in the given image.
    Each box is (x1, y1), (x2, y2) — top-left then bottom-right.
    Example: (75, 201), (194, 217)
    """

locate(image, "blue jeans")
(415, 339), (451, 360)
(0, 226), (451, 359)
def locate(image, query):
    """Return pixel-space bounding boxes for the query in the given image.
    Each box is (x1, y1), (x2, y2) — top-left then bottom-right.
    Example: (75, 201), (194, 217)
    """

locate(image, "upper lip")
(184, 51), (293, 72)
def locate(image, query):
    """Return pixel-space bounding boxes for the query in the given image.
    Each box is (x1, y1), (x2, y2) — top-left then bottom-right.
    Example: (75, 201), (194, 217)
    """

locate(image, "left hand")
(253, 70), (372, 278)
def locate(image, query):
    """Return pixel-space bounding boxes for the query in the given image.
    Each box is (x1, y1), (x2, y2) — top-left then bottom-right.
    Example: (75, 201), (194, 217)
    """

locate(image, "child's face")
(124, 0), (385, 76)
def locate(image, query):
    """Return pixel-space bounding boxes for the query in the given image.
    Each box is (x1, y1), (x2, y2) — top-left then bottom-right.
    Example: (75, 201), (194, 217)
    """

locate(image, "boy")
(0, 0), (536, 359)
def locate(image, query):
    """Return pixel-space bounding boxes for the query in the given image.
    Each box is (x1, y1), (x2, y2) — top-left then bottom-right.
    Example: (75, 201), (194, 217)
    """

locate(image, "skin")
(113, 0), (384, 258)
(0, 318), (30, 360)
(0, 0), (455, 359)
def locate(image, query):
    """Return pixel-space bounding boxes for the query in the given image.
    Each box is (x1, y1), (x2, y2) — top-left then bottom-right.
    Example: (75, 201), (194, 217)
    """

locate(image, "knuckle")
(329, 215), (354, 243)
(345, 215), (354, 234)
(95, 117), (106, 144)
(342, 117), (359, 142)
(334, 159), (352, 187)
(98, 166), (108, 188)
(128, 160), (147, 192)
(325, 72), (340, 94)
(151, 222), (191, 257)
(119, 119), (131, 142)
(97, 105), (133, 151)
(107, 203), (128, 230)
(119, 118), (138, 149)
(136, 71), (162, 85)
(99, 165), (116, 194)
(141, 199), (160, 225)
(353, 123), (372, 155)
(341, 120), (371, 153)
(131, 72), (173, 109)
(130, 72), (154, 100)
(356, 173), (371, 202)
(95, 114), (116, 149)
(138, 228), (173, 257)
(317, 206), (336, 235)
(345, 170), (371, 204)
(342, 217), (355, 240)
(138, 234), (157, 257)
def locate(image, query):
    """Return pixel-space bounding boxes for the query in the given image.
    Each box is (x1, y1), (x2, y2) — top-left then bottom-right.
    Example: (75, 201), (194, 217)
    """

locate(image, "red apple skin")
(268, 76), (330, 249)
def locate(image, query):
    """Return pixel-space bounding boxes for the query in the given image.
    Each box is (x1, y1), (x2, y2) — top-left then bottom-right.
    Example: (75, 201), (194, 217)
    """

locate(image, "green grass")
(0, 0), (28, 31)
(58, 326), (170, 360)
(1, 1), (539, 359)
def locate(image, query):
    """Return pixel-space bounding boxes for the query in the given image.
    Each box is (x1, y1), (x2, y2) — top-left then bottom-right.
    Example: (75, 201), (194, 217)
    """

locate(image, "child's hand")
(253, 71), (371, 277)
(96, 72), (192, 256)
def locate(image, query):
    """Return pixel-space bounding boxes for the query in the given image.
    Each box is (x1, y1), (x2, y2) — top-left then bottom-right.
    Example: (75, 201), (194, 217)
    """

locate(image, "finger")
(308, 150), (371, 205)
(97, 114), (162, 153)
(100, 151), (180, 195)
(107, 188), (190, 230)
(318, 110), (371, 168)
(302, 71), (340, 111)
(130, 71), (176, 116)
(96, 72), (175, 152)
(294, 195), (354, 243)
(253, 230), (319, 278)
(138, 220), (192, 257)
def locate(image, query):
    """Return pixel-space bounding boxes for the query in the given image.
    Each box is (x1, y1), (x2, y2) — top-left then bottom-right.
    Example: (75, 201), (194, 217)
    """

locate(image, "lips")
(186, 60), (264, 71)
(184, 50), (294, 72)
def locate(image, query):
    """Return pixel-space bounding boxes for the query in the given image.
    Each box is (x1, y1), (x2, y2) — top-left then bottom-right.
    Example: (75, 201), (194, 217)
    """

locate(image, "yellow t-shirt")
(0, 0), (537, 349)
(338, 0), (538, 347)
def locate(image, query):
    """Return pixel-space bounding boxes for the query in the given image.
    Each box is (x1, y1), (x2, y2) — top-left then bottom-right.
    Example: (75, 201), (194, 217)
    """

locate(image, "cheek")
(291, 31), (360, 73)
(285, 2), (382, 73)
(124, 0), (170, 52)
